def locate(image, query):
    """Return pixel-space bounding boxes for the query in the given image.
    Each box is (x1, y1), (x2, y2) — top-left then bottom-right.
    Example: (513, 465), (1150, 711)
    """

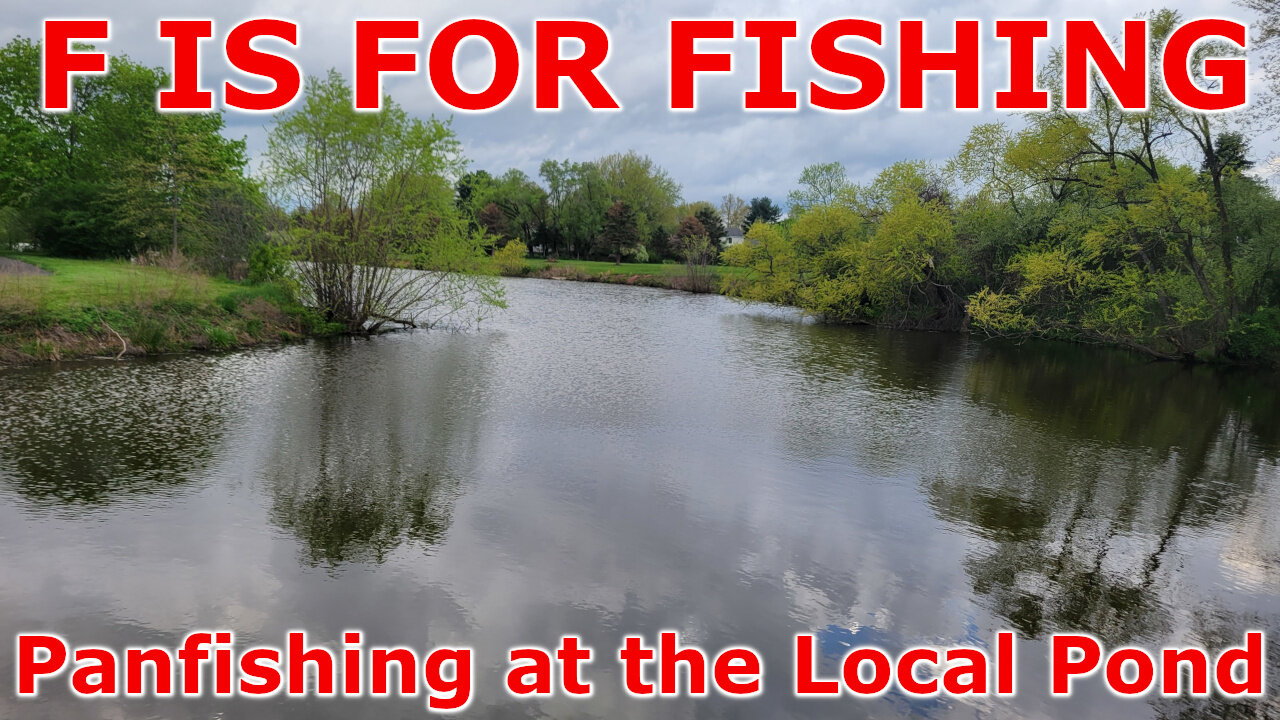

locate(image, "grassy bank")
(514, 258), (748, 292)
(0, 255), (339, 365)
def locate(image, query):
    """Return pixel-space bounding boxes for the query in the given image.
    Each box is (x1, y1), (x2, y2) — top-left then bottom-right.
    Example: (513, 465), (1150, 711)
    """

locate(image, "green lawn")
(0, 254), (234, 314)
(0, 254), (329, 363)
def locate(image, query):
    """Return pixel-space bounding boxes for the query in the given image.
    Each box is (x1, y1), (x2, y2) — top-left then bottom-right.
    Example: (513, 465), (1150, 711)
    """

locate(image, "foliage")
(719, 194), (748, 233)
(744, 197), (782, 231)
(598, 201), (641, 264)
(264, 70), (503, 333)
(671, 217), (718, 292)
(1226, 307), (1280, 365)
(0, 37), (249, 263)
(787, 161), (849, 214)
(690, 202), (727, 253)
(721, 221), (798, 304)
(719, 7), (1280, 361)
(454, 151), (695, 264)
(247, 240), (296, 292)
(493, 239), (529, 276)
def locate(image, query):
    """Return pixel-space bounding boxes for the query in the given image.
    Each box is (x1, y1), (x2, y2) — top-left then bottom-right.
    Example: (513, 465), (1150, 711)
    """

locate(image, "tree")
(594, 150), (681, 251)
(673, 219), (717, 293)
(691, 202), (726, 251)
(485, 169), (547, 248)
(0, 37), (248, 260)
(1203, 131), (1254, 176)
(719, 194), (748, 232)
(1237, 0), (1279, 129)
(454, 170), (493, 214)
(492, 239), (528, 276)
(540, 158), (606, 259)
(722, 221), (797, 304)
(599, 201), (640, 264)
(196, 178), (269, 277)
(675, 215), (706, 244)
(787, 161), (849, 215)
(790, 204), (862, 258)
(476, 202), (509, 242)
(744, 196), (781, 230)
(265, 70), (503, 333)
(110, 111), (247, 257)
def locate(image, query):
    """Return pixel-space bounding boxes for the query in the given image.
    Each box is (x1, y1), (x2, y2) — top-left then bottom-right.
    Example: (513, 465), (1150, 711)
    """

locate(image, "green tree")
(486, 169), (548, 248)
(599, 201), (640, 264)
(790, 204), (862, 258)
(454, 170), (494, 214)
(722, 221), (797, 303)
(594, 150), (681, 253)
(744, 196), (781, 230)
(110, 111), (247, 258)
(1203, 131), (1254, 176)
(540, 158), (606, 259)
(265, 70), (502, 333)
(691, 202), (727, 251)
(787, 161), (850, 215)
(0, 37), (248, 261)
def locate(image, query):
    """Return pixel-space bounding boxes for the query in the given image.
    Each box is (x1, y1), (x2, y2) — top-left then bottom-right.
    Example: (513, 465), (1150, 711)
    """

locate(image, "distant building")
(722, 227), (745, 246)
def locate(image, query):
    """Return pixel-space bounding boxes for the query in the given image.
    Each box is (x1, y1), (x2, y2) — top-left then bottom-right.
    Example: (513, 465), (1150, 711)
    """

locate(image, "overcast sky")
(4, 0), (1272, 205)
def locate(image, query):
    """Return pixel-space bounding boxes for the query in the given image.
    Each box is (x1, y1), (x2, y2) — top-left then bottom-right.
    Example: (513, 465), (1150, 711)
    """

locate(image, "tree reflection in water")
(259, 336), (492, 570)
(0, 357), (242, 508)
(271, 465), (460, 568)
(722, 316), (1279, 716)
(935, 341), (1280, 641)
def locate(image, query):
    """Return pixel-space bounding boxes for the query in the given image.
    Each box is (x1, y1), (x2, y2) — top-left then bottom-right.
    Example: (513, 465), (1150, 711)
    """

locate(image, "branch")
(103, 321), (128, 360)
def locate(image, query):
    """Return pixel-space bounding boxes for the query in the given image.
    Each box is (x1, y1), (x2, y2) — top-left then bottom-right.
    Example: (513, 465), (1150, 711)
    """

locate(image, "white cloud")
(7, 0), (1272, 202)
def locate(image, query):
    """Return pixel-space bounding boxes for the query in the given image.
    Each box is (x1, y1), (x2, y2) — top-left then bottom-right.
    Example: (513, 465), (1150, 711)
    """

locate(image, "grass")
(0, 255), (229, 313)
(0, 253), (338, 365)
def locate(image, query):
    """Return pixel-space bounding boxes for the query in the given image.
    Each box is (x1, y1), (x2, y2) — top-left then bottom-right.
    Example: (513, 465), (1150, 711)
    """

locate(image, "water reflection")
(0, 357), (245, 507)
(259, 337), (496, 568)
(0, 279), (1277, 719)
(271, 468), (459, 568)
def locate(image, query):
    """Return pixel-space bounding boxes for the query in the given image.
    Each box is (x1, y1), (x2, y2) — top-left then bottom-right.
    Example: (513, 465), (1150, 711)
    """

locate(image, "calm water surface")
(1, 278), (1278, 719)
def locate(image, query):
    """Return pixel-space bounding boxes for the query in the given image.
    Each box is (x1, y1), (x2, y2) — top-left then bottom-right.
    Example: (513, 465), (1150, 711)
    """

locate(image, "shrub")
(1226, 307), (1280, 365)
(248, 241), (296, 290)
(493, 240), (529, 276)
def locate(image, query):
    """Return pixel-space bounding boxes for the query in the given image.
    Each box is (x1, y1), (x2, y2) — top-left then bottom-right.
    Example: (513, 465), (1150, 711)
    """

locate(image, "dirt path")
(0, 257), (51, 276)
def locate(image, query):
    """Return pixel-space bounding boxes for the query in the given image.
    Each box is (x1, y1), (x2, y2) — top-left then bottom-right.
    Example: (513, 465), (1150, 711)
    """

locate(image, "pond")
(1, 277), (1277, 718)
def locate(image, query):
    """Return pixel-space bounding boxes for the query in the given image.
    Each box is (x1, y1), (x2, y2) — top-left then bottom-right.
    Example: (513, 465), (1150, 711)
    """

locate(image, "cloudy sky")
(4, 0), (1272, 205)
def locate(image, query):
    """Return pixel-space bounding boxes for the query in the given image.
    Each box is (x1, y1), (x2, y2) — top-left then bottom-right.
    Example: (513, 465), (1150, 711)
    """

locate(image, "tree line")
(0, 38), (261, 275)
(721, 9), (1280, 364)
(452, 156), (790, 264)
(1, 3), (1277, 362)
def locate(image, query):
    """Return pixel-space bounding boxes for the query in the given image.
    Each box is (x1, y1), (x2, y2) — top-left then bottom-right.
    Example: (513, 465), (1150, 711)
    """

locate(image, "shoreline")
(507, 261), (1280, 371)
(3, 255), (1275, 372)
(0, 255), (340, 367)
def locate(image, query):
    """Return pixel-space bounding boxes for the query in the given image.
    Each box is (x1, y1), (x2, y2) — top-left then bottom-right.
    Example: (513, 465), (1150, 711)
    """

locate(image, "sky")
(3, 0), (1273, 206)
